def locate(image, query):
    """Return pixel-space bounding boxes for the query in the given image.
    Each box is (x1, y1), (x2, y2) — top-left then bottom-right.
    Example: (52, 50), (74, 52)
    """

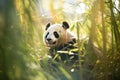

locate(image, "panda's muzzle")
(47, 38), (52, 42)
(46, 38), (56, 45)
(48, 41), (56, 45)
(47, 41), (56, 46)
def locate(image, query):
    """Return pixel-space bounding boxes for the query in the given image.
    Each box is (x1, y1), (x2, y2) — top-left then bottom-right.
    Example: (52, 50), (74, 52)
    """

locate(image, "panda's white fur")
(43, 21), (76, 48)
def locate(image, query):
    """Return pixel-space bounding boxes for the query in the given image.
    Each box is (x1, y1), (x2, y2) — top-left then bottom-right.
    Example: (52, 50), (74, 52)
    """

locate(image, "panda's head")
(44, 21), (71, 47)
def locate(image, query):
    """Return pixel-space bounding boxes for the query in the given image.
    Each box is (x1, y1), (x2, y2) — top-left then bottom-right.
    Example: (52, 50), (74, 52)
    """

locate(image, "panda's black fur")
(44, 21), (79, 63)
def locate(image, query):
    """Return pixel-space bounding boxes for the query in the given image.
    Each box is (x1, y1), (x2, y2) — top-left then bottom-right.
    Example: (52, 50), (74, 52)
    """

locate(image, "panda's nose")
(47, 38), (52, 41)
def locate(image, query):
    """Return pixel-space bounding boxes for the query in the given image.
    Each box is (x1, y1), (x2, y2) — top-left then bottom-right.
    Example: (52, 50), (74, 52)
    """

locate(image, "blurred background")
(0, 0), (120, 80)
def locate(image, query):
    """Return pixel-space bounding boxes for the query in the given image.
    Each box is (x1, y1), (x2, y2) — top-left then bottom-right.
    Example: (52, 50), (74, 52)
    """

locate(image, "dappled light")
(0, 0), (120, 80)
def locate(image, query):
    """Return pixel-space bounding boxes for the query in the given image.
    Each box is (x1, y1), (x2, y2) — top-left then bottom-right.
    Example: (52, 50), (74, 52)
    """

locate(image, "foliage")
(0, 0), (120, 80)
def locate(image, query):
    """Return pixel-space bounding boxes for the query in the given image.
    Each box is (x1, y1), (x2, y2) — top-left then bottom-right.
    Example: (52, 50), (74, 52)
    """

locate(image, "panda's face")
(44, 21), (69, 47)
(44, 24), (65, 47)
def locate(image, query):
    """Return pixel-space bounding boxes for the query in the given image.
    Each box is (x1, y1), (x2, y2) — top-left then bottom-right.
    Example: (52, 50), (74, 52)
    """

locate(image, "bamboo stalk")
(100, 0), (108, 79)
(76, 22), (83, 80)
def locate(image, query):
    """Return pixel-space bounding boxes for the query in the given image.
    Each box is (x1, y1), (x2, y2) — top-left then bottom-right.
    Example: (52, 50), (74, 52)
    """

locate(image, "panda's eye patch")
(45, 32), (49, 38)
(53, 31), (59, 38)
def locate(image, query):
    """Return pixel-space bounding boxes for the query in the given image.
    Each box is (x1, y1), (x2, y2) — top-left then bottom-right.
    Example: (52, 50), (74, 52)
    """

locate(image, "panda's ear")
(62, 21), (69, 29)
(45, 23), (50, 30)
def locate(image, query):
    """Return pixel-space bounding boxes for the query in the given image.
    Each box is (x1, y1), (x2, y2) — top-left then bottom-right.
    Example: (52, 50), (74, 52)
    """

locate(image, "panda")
(43, 21), (102, 78)
(44, 21), (76, 49)
(43, 21), (78, 61)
